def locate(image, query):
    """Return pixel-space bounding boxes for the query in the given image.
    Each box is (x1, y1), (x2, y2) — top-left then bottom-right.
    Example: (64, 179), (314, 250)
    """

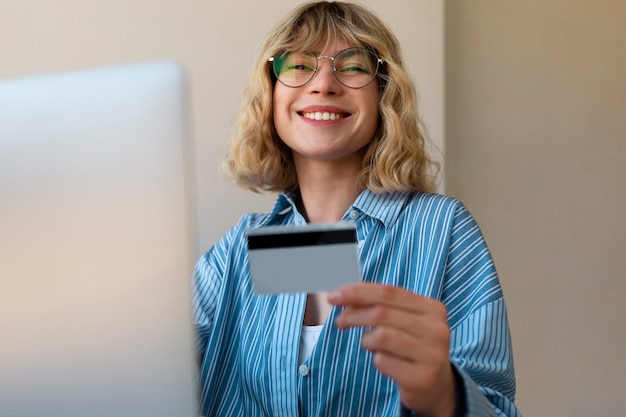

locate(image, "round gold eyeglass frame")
(268, 47), (384, 89)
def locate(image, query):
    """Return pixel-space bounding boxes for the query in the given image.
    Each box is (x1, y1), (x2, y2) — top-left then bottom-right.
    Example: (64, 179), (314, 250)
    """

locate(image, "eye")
(287, 63), (315, 72)
(337, 58), (372, 74)
(336, 49), (375, 75)
(338, 63), (370, 73)
(281, 52), (316, 73)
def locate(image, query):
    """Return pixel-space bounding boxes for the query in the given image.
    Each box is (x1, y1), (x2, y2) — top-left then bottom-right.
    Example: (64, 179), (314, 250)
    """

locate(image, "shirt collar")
(265, 188), (412, 229)
(258, 191), (300, 226)
(352, 189), (412, 229)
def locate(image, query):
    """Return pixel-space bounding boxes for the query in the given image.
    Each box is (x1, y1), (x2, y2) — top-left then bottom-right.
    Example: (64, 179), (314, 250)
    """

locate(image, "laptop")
(0, 61), (199, 417)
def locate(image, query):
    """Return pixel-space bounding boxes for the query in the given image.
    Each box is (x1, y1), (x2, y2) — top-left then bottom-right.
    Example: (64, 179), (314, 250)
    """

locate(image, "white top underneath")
(298, 324), (324, 365)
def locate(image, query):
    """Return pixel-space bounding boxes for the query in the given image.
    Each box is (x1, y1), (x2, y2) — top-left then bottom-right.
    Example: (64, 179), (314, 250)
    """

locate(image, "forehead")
(311, 39), (355, 56)
(288, 27), (365, 53)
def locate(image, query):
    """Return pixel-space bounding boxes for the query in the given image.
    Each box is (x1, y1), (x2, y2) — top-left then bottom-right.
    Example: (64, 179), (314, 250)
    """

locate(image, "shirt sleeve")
(448, 300), (521, 417)
(191, 212), (267, 363)
(191, 251), (222, 360)
(441, 202), (522, 417)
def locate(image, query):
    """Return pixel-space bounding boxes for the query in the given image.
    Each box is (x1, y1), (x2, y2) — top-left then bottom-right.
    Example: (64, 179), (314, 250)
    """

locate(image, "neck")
(294, 157), (363, 223)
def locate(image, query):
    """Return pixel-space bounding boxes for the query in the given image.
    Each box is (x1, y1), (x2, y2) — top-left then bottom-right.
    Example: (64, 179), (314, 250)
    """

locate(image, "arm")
(328, 283), (520, 417)
(328, 283), (460, 417)
(191, 252), (220, 363)
(441, 202), (520, 416)
(328, 200), (521, 417)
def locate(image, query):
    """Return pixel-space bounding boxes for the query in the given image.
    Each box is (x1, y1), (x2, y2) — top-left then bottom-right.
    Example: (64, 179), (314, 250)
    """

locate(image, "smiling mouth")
(300, 111), (349, 121)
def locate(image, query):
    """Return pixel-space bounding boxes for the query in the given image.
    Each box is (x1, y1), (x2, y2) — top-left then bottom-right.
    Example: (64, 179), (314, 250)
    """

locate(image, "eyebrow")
(307, 47), (360, 57)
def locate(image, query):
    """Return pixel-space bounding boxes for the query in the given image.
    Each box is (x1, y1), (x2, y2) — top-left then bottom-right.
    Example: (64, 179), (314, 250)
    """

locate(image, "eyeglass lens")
(272, 48), (380, 88)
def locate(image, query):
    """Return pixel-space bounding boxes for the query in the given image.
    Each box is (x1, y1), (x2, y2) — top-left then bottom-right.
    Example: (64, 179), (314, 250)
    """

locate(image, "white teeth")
(303, 111), (342, 121)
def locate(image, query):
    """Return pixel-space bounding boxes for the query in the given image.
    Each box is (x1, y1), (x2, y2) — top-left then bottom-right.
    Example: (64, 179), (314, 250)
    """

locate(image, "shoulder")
(399, 192), (471, 228)
(205, 211), (272, 256)
(356, 190), (467, 229)
(199, 193), (296, 263)
(396, 193), (491, 260)
(406, 192), (465, 212)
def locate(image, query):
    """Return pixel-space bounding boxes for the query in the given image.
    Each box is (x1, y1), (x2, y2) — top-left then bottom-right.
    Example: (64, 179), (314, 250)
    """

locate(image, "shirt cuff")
(451, 363), (498, 417)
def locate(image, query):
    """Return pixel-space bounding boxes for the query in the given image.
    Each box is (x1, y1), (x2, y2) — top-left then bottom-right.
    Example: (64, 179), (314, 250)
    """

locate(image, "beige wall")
(0, 0), (444, 255)
(9, 0), (625, 415)
(446, 0), (626, 416)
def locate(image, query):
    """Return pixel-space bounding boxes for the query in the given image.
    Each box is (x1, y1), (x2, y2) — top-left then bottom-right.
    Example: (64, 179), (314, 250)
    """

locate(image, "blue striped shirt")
(192, 190), (522, 417)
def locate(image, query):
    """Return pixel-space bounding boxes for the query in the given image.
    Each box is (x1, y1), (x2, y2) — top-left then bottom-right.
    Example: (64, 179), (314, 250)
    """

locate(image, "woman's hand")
(328, 283), (458, 417)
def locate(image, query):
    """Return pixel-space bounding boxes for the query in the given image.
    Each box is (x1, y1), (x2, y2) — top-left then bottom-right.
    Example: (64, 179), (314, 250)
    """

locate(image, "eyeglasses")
(269, 47), (384, 89)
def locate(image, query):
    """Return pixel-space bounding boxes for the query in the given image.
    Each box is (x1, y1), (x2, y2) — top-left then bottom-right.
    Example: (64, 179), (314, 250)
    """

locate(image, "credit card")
(246, 222), (361, 294)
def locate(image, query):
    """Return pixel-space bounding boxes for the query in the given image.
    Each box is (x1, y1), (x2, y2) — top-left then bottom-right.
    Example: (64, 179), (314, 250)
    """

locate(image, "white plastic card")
(246, 222), (362, 294)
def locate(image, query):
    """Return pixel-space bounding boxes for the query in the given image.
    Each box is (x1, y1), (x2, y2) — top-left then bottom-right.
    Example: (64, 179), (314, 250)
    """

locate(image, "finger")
(334, 303), (440, 334)
(329, 283), (445, 316)
(371, 349), (437, 386)
(361, 325), (421, 362)
(360, 325), (450, 364)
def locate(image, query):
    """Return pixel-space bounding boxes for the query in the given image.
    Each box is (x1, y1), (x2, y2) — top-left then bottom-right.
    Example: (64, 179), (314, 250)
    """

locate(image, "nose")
(306, 57), (340, 94)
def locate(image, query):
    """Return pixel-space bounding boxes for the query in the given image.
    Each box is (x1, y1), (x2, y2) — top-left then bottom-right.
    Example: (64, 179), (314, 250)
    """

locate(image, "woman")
(193, 2), (522, 416)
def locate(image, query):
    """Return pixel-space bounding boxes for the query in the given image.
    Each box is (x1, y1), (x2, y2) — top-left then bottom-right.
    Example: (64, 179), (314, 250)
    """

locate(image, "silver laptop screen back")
(0, 61), (198, 417)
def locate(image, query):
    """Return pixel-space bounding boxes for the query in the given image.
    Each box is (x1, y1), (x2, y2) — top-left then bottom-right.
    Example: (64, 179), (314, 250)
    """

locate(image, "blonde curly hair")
(224, 1), (440, 194)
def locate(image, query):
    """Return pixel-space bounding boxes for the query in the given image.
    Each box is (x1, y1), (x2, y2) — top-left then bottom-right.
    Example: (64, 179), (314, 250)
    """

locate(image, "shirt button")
(357, 240), (365, 249)
(349, 210), (358, 220)
(298, 364), (310, 377)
